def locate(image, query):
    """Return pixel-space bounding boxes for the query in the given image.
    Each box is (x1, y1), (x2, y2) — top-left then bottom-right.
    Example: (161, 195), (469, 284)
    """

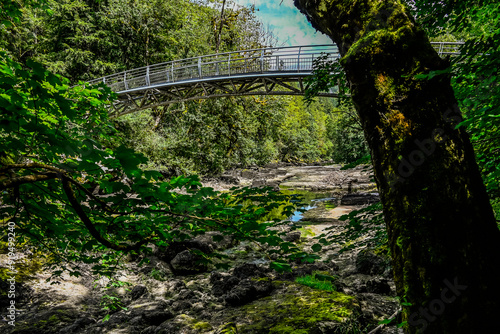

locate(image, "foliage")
(210, 0), (278, 51)
(304, 53), (349, 105)
(0, 0), (266, 82)
(314, 203), (387, 253)
(327, 106), (369, 164)
(99, 279), (131, 321)
(491, 198), (500, 227)
(304, 54), (368, 165)
(117, 96), (345, 175)
(409, 1), (500, 200)
(0, 44), (316, 280)
(295, 272), (338, 291)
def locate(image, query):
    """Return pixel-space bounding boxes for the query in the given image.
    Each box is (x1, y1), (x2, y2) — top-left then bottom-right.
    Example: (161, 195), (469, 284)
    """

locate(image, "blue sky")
(232, 0), (332, 46)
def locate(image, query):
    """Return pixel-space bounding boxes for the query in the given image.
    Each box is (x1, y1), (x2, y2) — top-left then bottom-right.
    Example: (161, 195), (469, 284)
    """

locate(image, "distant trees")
(117, 96), (367, 175)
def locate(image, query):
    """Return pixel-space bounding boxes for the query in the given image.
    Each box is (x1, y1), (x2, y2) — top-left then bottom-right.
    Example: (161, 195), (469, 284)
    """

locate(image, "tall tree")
(214, 0), (226, 53)
(294, 0), (500, 332)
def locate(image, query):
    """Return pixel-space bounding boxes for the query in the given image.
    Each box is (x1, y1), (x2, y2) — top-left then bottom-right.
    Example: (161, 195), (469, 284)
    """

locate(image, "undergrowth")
(295, 271), (338, 291)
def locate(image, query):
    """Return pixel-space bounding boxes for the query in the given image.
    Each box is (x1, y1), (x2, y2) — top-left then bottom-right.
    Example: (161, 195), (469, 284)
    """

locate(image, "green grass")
(295, 272), (337, 291)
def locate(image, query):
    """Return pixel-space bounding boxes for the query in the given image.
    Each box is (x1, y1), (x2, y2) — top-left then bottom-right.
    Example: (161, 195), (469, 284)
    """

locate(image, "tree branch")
(60, 175), (151, 252)
(0, 173), (58, 190)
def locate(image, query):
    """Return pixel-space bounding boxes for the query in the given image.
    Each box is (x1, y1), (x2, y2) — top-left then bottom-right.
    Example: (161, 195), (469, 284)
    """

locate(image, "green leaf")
(311, 243), (322, 252)
(270, 261), (292, 273)
(378, 318), (393, 325)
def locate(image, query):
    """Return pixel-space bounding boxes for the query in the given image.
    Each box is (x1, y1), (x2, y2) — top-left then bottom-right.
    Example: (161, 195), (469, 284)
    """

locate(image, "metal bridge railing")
(87, 42), (463, 94)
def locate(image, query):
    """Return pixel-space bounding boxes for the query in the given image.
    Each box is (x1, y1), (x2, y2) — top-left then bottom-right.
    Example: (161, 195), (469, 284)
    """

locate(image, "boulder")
(0, 279), (33, 309)
(59, 317), (96, 334)
(232, 263), (268, 279)
(131, 285), (149, 300)
(223, 279), (273, 306)
(283, 231), (301, 243)
(219, 175), (240, 185)
(341, 192), (380, 205)
(4, 307), (81, 334)
(193, 231), (235, 251)
(355, 250), (389, 276)
(155, 240), (213, 263)
(210, 272), (239, 297)
(170, 250), (210, 275)
(241, 170), (257, 179)
(142, 310), (174, 326)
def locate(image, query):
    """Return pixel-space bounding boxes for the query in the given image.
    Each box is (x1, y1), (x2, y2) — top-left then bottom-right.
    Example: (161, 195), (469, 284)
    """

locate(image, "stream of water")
(288, 192), (338, 222)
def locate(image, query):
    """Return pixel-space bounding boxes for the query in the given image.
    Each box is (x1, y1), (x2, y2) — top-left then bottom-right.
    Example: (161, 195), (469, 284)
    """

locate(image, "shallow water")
(288, 196), (337, 222)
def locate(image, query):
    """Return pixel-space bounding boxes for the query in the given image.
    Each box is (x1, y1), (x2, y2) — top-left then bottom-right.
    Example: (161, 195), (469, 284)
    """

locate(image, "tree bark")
(294, 1), (500, 332)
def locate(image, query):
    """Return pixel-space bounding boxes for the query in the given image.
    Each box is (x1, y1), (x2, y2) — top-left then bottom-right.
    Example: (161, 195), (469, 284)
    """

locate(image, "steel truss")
(111, 74), (338, 116)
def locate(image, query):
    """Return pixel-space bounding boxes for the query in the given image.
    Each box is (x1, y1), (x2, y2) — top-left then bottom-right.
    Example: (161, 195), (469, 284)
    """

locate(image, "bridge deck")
(87, 42), (463, 116)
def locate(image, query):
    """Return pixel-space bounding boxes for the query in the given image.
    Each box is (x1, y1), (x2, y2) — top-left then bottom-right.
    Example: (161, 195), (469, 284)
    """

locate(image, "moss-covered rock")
(220, 281), (361, 334)
(9, 308), (81, 334)
(0, 241), (45, 283)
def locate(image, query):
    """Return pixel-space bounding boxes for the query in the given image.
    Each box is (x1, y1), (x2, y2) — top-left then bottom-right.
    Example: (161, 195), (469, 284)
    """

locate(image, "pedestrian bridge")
(88, 42), (463, 116)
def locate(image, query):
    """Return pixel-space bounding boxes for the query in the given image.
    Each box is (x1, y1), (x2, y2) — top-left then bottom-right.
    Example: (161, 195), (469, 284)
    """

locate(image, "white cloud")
(231, 0), (332, 46)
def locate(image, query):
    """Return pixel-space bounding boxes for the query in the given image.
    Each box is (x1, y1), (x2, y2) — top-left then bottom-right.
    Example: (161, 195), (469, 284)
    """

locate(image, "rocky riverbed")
(0, 164), (403, 334)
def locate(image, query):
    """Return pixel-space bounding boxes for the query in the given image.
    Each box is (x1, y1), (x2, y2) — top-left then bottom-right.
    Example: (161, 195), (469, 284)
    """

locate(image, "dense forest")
(0, 0), (369, 175)
(1, 0), (499, 333)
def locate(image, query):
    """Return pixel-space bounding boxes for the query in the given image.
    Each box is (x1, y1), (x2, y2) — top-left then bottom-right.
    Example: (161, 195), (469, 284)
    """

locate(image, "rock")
(140, 326), (157, 334)
(210, 272), (239, 297)
(6, 307), (82, 334)
(167, 279), (186, 292)
(193, 231), (235, 251)
(232, 263), (267, 279)
(241, 169), (257, 178)
(131, 285), (149, 300)
(177, 289), (196, 300)
(316, 321), (347, 333)
(276, 168), (288, 175)
(128, 300), (170, 320)
(0, 279), (33, 309)
(129, 315), (147, 326)
(170, 250), (210, 275)
(143, 310), (174, 326)
(58, 317), (96, 334)
(366, 278), (392, 295)
(253, 279), (274, 296)
(106, 310), (134, 327)
(341, 192), (380, 205)
(355, 250), (389, 276)
(278, 262), (335, 281)
(155, 240), (214, 263)
(219, 175), (240, 184)
(356, 293), (401, 327)
(283, 231), (301, 243)
(154, 321), (183, 334)
(191, 302), (205, 312)
(251, 179), (266, 187)
(337, 275), (392, 296)
(223, 280), (258, 306)
(171, 300), (192, 312)
(219, 280), (361, 332)
(224, 278), (273, 306)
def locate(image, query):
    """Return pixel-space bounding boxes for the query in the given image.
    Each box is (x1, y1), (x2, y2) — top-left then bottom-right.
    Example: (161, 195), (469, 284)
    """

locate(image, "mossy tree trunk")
(294, 1), (500, 332)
